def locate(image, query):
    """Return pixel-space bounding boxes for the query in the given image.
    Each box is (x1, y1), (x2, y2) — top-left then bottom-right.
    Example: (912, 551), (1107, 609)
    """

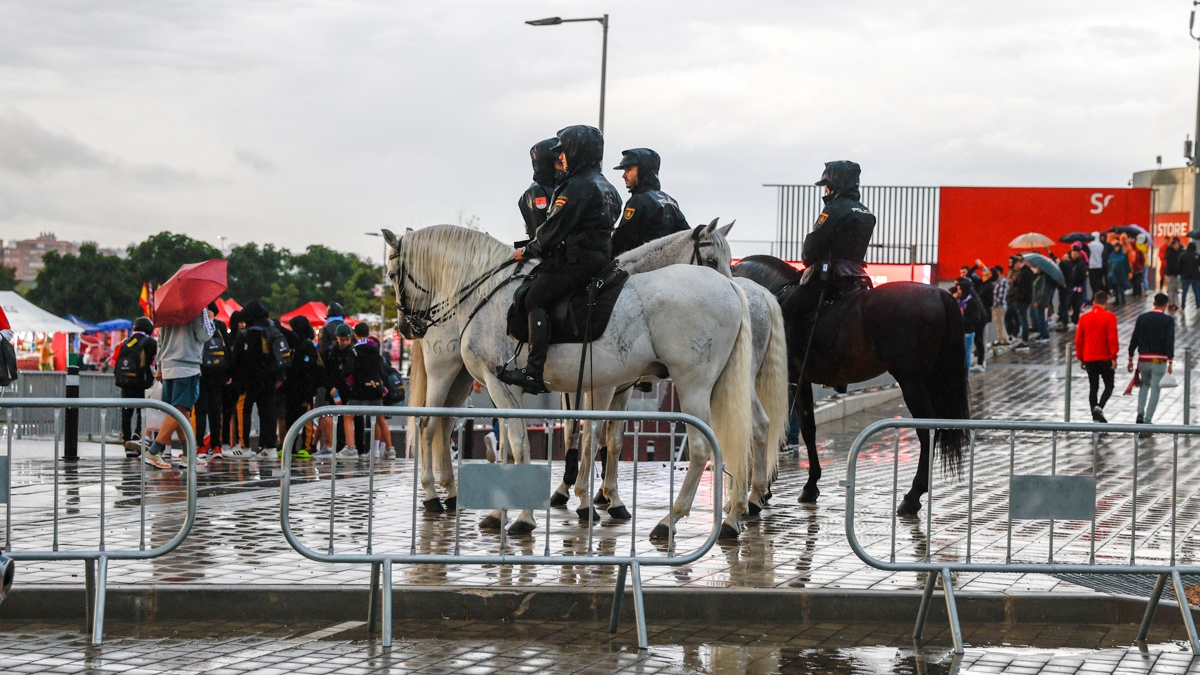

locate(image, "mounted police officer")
(793, 161), (876, 318)
(610, 148), (689, 257)
(497, 125), (622, 394)
(518, 138), (559, 241)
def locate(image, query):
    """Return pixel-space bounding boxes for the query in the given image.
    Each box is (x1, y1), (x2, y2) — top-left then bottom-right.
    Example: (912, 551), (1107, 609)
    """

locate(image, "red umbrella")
(153, 259), (228, 327)
(214, 297), (242, 325)
(280, 301), (328, 328)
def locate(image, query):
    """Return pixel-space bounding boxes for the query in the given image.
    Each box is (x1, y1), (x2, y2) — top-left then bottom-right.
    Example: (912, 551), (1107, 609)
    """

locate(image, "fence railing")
(279, 405), (725, 651)
(0, 398), (197, 645)
(1, 372), (123, 439)
(845, 417), (1200, 654)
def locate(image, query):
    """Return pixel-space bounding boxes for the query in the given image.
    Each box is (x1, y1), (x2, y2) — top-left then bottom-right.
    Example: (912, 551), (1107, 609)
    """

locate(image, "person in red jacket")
(1074, 290), (1120, 422)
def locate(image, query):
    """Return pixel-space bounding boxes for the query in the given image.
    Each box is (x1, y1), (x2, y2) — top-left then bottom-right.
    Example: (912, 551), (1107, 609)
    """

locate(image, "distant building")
(1131, 167), (1193, 244)
(0, 233), (81, 282)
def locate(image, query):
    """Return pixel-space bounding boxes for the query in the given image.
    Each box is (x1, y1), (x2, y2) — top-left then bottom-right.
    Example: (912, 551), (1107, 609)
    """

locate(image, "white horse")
(404, 221), (788, 528)
(385, 224), (755, 538)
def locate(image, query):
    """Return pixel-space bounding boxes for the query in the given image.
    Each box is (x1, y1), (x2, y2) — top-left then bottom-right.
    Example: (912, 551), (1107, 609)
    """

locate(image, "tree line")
(5, 232), (388, 322)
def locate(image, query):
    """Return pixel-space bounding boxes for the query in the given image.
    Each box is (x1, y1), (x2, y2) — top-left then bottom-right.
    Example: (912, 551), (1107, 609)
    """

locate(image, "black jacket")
(1176, 249), (1200, 279)
(518, 138), (558, 240)
(1010, 266), (1034, 305)
(960, 293), (987, 334)
(523, 126), (621, 266)
(231, 321), (277, 392)
(350, 338), (386, 400)
(1059, 257), (1087, 288)
(284, 335), (323, 400)
(610, 148), (689, 256)
(978, 278), (995, 311)
(1129, 310), (1175, 359)
(802, 163), (875, 273)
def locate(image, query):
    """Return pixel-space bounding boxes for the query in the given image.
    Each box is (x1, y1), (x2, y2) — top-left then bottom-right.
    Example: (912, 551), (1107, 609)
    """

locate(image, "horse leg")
(550, 394), (578, 507)
(437, 368), (476, 512)
(596, 388), (631, 521)
(746, 392), (770, 516)
(896, 379), (936, 516)
(797, 382), (821, 504)
(481, 376), (537, 534)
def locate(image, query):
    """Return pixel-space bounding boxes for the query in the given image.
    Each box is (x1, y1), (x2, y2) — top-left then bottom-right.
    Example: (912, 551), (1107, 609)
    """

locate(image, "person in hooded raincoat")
(791, 160), (876, 318)
(497, 124), (622, 394)
(610, 148), (689, 257)
(518, 138), (559, 241)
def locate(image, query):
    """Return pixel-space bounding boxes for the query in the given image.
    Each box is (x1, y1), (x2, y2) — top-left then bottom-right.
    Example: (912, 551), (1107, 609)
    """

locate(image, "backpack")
(383, 364), (405, 405)
(0, 335), (17, 387)
(201, 332), (228, 376)
(114, 335), (153, 389)
(260, 325), (293, 376)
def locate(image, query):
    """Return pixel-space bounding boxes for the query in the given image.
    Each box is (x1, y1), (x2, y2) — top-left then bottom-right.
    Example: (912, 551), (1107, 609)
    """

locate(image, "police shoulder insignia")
(534, 196), (548, 209)
(554, 196), (568, 208)
(624, 207), (635, 220)
(817, 212), (829, 225)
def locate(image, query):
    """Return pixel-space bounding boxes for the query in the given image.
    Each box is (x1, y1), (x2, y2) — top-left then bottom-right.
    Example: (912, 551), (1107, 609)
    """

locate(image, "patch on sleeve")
(554, 196), (568, 208)
(534, 196), (548, 209)
(624, 207), (635, 220)
(817, 212), (829, 225)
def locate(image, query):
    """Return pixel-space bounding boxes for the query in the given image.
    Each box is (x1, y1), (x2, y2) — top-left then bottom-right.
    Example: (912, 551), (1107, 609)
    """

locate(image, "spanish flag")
(139, 283), (154, 319)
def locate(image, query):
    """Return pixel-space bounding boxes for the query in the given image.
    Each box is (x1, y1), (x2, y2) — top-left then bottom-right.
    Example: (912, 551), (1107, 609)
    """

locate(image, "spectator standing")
(231, 300), (281, 456)
(1010, 257), (1034, 348)
(1058, 248), (1087, 329)
(1075, 291), (1120, 423)
(349, 322), (387, 457)
(284, 316), (324, 458)
(975, 265), (995, 363)
(142, 310), (213, 468)
(1086, 231), (1106, 300)
(1164, 237), (1184, 311)
(1180, 243), (1200, 309)
(114, 317), (157, 458)
(953, 278), (987, 372)
(1128, 293), (1176, 424)
(1107, 245), (1131, 305)
(1031, 266), (1054, 341)
(317, 302), (348, 452)
(989, 265), (1010, 346)
(1128, 240), (1146, 298)
(323, 322), (358, 457)
(194, 303), (228, 456)
(222, 310), (248, 455)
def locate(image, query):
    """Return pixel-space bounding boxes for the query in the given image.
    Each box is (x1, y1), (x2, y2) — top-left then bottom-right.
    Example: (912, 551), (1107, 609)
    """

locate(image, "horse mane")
(399, 225), (512, 302)
(732, 255), (801, 294)
(618, 222), (734, 277)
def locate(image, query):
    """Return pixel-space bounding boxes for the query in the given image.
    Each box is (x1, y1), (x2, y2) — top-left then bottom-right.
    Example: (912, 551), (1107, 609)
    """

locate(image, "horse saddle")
(506, 260), (630, 344)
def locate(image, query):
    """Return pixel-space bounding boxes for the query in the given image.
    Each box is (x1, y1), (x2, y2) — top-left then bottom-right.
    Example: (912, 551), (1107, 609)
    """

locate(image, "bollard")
(64, 364), (80, 461)
(1064, 343), (1072, 423)
(1186, 348), (1193, 426)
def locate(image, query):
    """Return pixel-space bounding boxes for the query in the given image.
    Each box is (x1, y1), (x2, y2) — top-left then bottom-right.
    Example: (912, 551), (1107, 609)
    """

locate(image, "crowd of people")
(114, 300), (404, 469)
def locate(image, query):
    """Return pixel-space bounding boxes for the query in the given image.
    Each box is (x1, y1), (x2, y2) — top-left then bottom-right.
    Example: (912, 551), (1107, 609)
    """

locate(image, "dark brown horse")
(732, 255), (969, 515)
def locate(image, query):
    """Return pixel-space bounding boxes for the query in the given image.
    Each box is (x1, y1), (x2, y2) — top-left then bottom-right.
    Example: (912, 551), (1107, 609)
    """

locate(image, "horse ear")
(718, 220), (735, 236)
(703, 218), (719, 237)
(382, 229), (399, 248)
(406, 227), (414, 233)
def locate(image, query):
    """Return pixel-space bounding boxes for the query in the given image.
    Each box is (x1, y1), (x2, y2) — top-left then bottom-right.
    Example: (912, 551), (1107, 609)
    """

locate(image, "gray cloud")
(234, 147), (275, 172)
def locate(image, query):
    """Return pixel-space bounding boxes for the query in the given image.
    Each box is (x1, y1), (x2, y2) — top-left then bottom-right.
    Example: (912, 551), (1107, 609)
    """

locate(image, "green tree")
(25, 245), (137, 319)
(226, 243), (292, 313)
(126, 232), (222, 285)
(0, 266), (17, 291)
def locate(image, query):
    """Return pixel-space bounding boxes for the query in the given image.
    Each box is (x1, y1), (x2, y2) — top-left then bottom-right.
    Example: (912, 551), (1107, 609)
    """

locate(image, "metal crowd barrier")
(845, 418), (1200, 655)
(0, 372), (124, 439)
(280, 405), (725, 651)
(1061, 346), (1192, 424)
(0, 398), (197, 644)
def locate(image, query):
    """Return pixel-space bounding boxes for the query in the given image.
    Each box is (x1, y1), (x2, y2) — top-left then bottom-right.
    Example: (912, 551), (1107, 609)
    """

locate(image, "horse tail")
(757, 292), (788, 483)
(709, 281), (754, 509)
(929, 290), (971, 476)
(406, 339), (428, 459)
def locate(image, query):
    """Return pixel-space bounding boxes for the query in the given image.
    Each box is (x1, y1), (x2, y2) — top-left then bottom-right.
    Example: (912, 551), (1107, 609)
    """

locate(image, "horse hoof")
(897, 495), (922, 516)
(507, 520), (536, 536)
(649, 524), (673, 541)
(593, 491), (610, 506)
(798, 485), (820, 503)
(423, 497), (445, 513)
(479, 515), (502, 530)
(763, 488), (773, 502)
(719, 523), (741, 540)
(549, 491), (570, 507)
(746, 501), (762, 516)
(607, 505), (631, 521)
(577, 507), (600, 523)
(443, 496), (457, 512)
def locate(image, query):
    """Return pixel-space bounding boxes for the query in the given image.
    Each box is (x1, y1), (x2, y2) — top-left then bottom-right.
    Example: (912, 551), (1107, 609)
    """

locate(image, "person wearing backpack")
(113, 317), (158, 457)
(316, 301), (347, 452)
(349, 322), (387, 457)
(321, 322), (358, 458)
(230, 300), (281, 456)
(194, 302), (229, 457)
(283, 316), (324, 458)
(142, 309), (213, 469)
(1, 306), (18, 389)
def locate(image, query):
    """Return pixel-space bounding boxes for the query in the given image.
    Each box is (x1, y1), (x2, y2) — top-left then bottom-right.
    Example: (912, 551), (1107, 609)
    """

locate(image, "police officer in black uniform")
(610, 148), (689, 257)
(793, 160), (876, 317)
(518, 138), (559, 241)
(497, 125), (622, 394)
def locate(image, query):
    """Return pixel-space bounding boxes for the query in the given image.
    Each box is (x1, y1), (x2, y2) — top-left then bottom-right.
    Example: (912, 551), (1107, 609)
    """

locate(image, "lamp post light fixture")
(526, 14), (609, 132)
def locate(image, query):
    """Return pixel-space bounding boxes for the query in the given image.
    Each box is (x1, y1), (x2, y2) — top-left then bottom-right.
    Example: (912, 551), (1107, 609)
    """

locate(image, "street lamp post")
(1189, 4), (1200, 226)
(526, 15), (609, 132)
(364, 231), (387, 330)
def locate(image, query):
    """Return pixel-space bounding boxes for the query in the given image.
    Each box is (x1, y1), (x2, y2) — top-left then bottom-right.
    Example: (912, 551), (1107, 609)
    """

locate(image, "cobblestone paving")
(1, 618), (1200, 674)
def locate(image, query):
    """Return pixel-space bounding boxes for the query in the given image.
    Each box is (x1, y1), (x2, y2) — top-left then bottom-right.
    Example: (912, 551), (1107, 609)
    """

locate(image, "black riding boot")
(497, 309), (550, 395)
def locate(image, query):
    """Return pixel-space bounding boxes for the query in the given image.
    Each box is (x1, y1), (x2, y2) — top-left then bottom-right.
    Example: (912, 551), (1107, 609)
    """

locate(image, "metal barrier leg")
(631, 561), (648, 651)
(610, 564), (628, 633)
(91, 554), (107, 645)
(84, 559), (95, 627)
(368, 561), (381, 634)
(382, 559), (393, 649)
(914, 570), (937, 641)
(1137, 573), (1168, 642)
(942, 567), (963, 655)
(1172, 570), (1200, 654)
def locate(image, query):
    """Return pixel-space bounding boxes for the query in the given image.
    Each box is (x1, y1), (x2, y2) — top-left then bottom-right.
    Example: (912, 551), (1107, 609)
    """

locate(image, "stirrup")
(496, 366), (549, 395)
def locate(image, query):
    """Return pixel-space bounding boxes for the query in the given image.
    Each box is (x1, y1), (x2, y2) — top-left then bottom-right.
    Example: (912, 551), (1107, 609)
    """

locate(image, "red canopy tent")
(214, 297), (242, 325)
(280, 301), (328, 329)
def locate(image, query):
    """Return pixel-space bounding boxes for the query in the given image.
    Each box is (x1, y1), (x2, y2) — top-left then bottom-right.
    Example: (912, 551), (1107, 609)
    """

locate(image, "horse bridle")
(690, 224), (718, 269)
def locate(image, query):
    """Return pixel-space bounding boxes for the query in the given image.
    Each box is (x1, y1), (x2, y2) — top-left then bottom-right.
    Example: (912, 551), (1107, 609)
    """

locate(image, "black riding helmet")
(815, 160), (861, 196)
(613, 148), (661, 192)
(530, 138), (557, 185)
(132, 316), (153, 333)
(550, 125), (604, 178)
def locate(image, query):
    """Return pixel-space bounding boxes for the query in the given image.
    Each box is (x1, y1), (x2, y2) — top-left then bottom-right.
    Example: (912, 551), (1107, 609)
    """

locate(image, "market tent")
(66, 315), (102, 332)
(0, 292), (83, 334)
(214, 297), (241, 325)
(95, 318), (133, 332)
(280, 301), (328, 328)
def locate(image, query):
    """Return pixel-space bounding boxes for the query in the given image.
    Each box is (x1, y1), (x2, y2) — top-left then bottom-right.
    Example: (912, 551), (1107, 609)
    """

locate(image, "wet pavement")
(5, 295), (1200, 672)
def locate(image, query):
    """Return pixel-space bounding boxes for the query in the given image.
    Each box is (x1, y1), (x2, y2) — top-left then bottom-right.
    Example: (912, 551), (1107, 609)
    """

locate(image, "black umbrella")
(1109, 224), (1150, 239)
(1188, 231), (1200, 239)
(1058, 232), (1094, 243)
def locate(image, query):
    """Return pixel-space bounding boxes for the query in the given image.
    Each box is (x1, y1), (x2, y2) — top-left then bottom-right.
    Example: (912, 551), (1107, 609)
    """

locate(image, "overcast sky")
(0, 0), (1196, 262)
